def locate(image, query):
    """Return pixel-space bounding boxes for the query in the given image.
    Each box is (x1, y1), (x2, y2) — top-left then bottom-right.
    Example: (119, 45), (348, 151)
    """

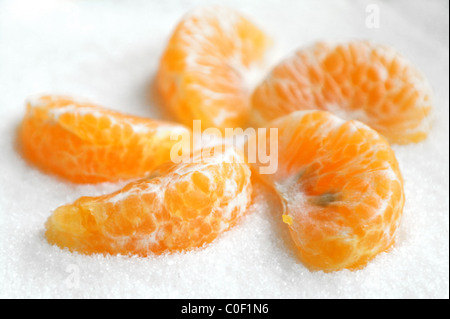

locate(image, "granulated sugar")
(0, 0), (448, 298)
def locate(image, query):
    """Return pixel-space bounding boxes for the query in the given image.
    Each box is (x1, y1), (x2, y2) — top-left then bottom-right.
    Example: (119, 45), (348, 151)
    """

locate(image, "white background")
(0, 0), (448, 298)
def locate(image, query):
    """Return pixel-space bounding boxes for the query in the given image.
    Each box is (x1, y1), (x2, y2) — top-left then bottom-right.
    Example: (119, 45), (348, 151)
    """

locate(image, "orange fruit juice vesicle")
(20, 95), (191, 183)
(45, 145), (252, 256)
(252, 41), (433, 144)
(248, 111), (405, 272)
(156, 6), (272, 131)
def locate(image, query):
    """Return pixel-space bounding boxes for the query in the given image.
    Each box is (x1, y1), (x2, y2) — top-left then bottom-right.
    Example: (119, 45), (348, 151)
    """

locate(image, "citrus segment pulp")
(20, 95), (190, 183)
(252, 41), (433, 144)
(249, 111), (405, 271)
(156, 6), (272, 130)
(45, 145), (252, 256)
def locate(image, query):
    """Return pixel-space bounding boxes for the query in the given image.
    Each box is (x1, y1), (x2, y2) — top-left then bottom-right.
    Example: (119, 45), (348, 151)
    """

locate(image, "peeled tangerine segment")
(252, 41), (433, 144)
(45, 145), (252, 256)
(250, 111), (405, 272)
(20, 95), (191, 183)
(156, 6), (272, 130)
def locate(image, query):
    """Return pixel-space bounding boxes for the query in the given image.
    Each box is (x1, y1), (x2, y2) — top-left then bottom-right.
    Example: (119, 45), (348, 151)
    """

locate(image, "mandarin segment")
(156, 6), (272, 130)
(45, 146), (252, 256)
(249, 111), (405, 271)
(252, 41), (433, 144)
(20, 95), (191, 183)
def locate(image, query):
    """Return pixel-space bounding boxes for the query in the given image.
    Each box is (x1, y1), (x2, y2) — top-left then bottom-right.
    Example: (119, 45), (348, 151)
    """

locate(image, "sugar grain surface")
(0, 0), (448, 298)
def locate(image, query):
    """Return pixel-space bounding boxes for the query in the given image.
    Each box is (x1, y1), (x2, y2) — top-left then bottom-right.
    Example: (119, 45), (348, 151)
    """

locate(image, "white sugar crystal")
(0, 0), (448, 298)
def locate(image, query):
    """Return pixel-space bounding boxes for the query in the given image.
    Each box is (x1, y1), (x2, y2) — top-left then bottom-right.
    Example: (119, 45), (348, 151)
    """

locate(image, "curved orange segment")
(45, 145), (252, 256)
(156, 6), (272, 130)
(20, 95), (191, 183)
(249, 111), (405, 271)
(252, 41), (433, 144)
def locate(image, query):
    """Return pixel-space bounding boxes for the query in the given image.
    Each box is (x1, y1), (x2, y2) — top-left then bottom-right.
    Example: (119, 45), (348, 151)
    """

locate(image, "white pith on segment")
(27, 95), (188, 138)
(250, 111), (404, 271)
(157, 6), (273, 128)
(23, 95), (191, 182)
(252, 41), (433, 143)
(45, 146), (253, 256)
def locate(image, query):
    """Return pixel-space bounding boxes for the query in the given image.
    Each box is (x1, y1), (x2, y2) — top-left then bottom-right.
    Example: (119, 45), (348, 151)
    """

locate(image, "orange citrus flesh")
(248, 111), (405, 272)
(20, 95), (191, 184)
(252, 41), (433, 144)
(156, 6), (272, 131)
(45, 145), (252, 256)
